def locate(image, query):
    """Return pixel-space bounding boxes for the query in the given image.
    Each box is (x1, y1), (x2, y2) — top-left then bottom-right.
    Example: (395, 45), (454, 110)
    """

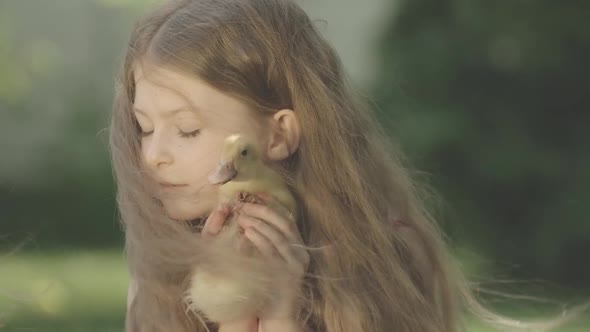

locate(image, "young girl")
(109, 0), (586, 331)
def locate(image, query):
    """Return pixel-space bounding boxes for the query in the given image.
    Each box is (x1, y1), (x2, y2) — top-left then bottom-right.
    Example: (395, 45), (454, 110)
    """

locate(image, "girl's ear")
(265, 109), (300, 162)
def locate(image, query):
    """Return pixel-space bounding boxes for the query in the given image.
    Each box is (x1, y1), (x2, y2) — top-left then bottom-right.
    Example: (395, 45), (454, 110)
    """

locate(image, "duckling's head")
(208, 134), (260, 185)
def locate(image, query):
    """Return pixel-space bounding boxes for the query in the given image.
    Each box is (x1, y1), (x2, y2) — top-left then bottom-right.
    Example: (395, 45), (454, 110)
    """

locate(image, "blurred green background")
(1, 0), (588, 331)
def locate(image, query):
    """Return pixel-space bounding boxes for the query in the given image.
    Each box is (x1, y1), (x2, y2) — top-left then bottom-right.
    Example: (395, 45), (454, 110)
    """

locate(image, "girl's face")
(133, 64), (269, 221)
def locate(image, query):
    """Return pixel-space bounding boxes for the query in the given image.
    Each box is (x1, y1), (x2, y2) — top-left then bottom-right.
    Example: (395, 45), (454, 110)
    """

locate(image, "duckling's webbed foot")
(236, 191), (264, 205)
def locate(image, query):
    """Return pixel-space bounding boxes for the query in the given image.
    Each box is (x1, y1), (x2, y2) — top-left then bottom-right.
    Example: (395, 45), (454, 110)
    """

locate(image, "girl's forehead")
(132, 63), (255, 123)
(133, 64), (207, 105)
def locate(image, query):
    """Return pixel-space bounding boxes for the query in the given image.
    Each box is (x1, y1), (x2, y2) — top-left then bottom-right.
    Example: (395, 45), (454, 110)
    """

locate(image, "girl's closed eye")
(138, 128), (200, 138)
(177, 129), (201, 138)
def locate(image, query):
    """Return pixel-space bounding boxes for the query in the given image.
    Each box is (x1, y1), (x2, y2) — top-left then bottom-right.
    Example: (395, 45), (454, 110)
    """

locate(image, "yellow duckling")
(186, 134), (297, 323)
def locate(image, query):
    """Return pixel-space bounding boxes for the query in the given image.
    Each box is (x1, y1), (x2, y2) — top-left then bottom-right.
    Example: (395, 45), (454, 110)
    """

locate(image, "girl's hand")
(201, 195), (307, 331)
(234, 193), (310, 323)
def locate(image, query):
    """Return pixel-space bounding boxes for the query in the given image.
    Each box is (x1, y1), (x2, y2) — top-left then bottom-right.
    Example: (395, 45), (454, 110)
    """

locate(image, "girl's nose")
(143, 132), (173, 168)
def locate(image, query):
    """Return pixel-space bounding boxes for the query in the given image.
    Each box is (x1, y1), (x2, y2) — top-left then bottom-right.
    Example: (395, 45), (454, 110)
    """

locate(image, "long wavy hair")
(109, 0), (587, 331)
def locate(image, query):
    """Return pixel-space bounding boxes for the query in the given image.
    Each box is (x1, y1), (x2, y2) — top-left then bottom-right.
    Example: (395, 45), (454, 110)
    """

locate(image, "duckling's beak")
(208, 159), (237, 185)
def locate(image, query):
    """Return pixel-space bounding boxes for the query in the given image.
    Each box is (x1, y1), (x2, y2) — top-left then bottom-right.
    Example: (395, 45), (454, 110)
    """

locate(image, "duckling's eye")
(241, 149), (248, 157)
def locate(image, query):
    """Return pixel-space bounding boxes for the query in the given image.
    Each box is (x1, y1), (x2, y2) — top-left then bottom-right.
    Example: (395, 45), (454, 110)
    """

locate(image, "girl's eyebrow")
(133, 105), (201, 118)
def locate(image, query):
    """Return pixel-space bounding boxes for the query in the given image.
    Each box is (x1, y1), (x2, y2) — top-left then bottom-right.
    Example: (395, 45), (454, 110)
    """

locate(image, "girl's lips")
(159, 183), (189, 190)
(158, 182), (188, 187)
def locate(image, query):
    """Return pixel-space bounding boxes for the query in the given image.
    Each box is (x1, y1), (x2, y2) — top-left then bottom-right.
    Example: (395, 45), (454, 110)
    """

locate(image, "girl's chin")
(162, 201), (208, 222)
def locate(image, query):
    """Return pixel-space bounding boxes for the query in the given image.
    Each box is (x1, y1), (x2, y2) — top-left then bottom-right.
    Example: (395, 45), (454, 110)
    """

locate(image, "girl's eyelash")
(177, 129), (200, 138)
(139, 129), (200, 138)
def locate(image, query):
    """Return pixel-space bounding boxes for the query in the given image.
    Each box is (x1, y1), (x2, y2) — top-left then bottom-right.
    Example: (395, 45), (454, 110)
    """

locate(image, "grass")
(1, 249), (127, 331)
(1, 250), (588, 331)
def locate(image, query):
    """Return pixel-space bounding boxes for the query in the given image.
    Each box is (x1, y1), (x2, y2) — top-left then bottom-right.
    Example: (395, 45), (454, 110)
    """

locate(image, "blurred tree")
(0, 0), (157, 249)
(372, 0), (590, 288)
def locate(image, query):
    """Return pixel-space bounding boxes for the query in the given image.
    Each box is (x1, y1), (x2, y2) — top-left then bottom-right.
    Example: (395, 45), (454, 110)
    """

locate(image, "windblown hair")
(109, 0), (587, 331)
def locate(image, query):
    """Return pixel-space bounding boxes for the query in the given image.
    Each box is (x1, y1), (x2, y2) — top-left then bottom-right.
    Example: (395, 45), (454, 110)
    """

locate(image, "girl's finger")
(219, 317), (258, 332)
(202, 203), (231, 238)
(243, 225), (279, 260)
(238, 203), (297, 242)
(254, 194), (303, 242)
(254, 193), (295, 222)
(239, 214), (303, 268)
